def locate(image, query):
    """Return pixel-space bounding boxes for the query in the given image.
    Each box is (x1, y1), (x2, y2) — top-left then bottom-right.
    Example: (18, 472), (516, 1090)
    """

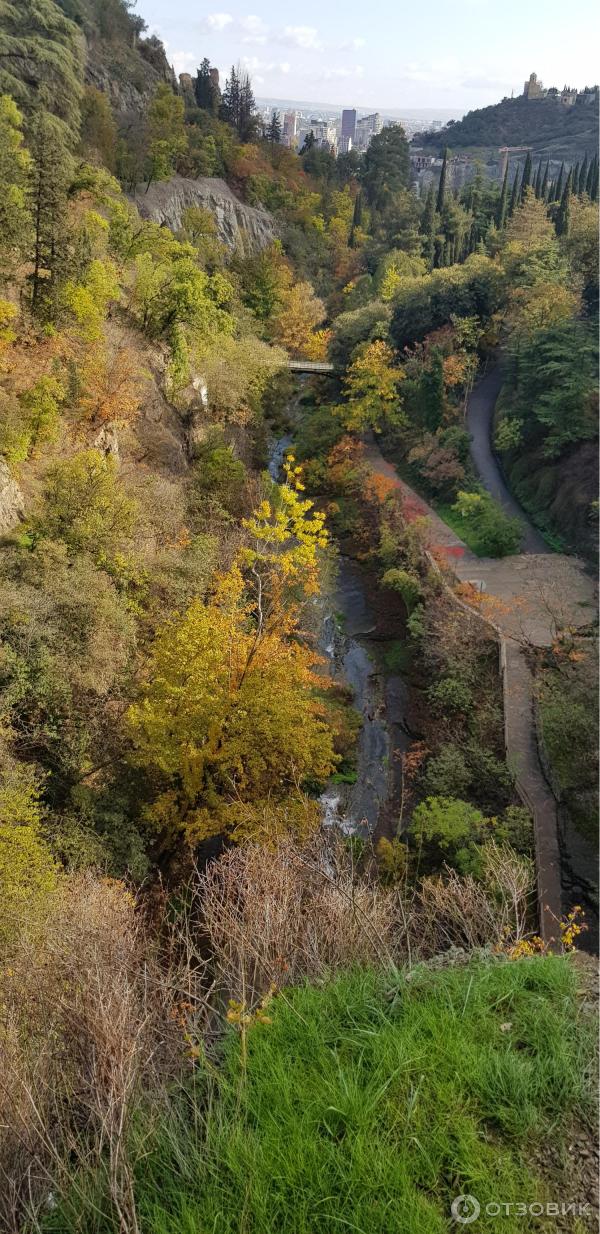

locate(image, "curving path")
(363, 369), (597, 942)
(466, 366), (550, 555)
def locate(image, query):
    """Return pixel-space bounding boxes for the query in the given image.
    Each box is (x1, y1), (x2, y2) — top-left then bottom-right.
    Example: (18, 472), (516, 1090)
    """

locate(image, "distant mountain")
(417, 92), (598, 161)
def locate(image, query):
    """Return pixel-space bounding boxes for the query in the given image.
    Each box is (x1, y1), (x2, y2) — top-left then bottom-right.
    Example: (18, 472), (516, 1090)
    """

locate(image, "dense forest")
(0, 1), (598, 1230)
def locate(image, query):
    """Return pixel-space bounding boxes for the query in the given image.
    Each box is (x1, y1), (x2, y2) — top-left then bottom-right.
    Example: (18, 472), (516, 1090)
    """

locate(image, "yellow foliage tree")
(342, 339), (406, 433)
(271, 281), (326, 356)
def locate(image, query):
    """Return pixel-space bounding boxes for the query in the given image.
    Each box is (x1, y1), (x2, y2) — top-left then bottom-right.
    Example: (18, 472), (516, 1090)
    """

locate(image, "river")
(269, 435), (412, 839)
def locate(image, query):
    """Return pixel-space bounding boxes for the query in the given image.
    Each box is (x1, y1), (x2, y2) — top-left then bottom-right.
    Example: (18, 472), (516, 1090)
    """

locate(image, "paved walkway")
(364, 372), (597, 942)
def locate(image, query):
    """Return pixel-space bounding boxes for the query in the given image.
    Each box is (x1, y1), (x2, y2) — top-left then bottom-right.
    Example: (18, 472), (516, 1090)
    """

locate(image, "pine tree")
(556, 169), (572, 236)
(194, 58), (219, 115)
(28, 109), (73, 318)
(508, 169), (521, 216)
(238, 69), (257, 141)
(220, 65), (240, 130)
(0, 0), (83, 143)
(436, 148), (448, 214)
(520, 151), (532, 200)
(267, 110), (281, 146)
(496, 163), (509, 228)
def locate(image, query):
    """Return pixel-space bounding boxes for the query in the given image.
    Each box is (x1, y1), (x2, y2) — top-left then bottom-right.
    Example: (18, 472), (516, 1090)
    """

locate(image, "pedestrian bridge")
(287, 359), (337, 374)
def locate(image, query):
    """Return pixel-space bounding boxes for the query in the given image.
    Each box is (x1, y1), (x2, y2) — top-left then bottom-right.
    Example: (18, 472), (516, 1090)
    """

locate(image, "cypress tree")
(585, 156), (596, 197)
(556, 170), (572, 236)
(267, 110), (281, 146)
(496, 163), (509, 228)
(520, 151), (532, 200)
(435, 147), (448, 214)
(420, 184), (436, 269)
(578, 153), (589, 196)
(194, 58), (219, 114)
(533, 161), (543, 197)
(571, 162), (580, 196)
(590, 158), (599, 202)
(508, 168), (521, 216)
(541, 160), (550, 201)
(553, 162), (565, 203)
(28, 109), (73, 319)
(349, 190), (363, 248)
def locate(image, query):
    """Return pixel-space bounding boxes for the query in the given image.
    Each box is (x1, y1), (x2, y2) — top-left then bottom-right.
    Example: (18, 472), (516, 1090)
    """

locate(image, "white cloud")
(240, 14), (269, 44)
(323, 64), (365, 81)
(202, 12), (233, 32)
(339, 37), (366, 51)
(171, 49), (197, 75)
(242, 55), (290, 75)
(279, 25), (323, 51)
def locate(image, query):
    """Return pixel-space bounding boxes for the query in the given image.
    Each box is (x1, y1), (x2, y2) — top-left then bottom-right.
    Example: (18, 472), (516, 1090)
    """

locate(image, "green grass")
(43, 956), (596, 1234)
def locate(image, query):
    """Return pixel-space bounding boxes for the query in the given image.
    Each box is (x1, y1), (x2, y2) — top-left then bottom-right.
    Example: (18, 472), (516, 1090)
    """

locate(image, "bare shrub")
(199, 834), (406, 1003)
(0, 874), (207, 1234)
(199, 836), (536, 1004)
(415, 844), (534, 954)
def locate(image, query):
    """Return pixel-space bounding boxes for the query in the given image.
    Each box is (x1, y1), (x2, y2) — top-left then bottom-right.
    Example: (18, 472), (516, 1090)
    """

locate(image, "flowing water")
(269, 435), (411, 838)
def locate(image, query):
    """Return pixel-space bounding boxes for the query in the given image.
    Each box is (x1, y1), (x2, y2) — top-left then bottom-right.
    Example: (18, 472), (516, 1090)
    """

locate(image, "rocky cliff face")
(0, 460), (25, 535)
(131, 176), (277, 255)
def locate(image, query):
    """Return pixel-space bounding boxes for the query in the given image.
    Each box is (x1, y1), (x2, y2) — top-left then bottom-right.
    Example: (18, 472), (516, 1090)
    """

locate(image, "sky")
(138, 0), (600, 113)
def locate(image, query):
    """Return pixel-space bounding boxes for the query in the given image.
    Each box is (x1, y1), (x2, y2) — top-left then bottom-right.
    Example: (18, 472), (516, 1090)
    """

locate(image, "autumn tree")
(271, 281), (326, 356)
(128, 464), (334, 845)
(341, 339), (405, 433)
(34, 449), (137, 558)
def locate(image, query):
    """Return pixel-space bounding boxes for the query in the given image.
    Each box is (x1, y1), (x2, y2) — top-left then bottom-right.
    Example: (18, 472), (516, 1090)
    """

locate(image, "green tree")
(80, 85), (117, 170)
(145, 84), (187, 187)
(35, 449), (137, 557)
(555, 169), (572, 237)
(519, 151), (532, 201)
(194, 57), (219, 115)
(0, 0), (83, 141)
(435, 148), (448, 214)
(508, 168), (520, 216)
(28, 109), (74, 318)
(267, 110), (281, 147)
(0, 94), (31, 281)
(496, 163), (509, 229)
(362, 125), (410, 210)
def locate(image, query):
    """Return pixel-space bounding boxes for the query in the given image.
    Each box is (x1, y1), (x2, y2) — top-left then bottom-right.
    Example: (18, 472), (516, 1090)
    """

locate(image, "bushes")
(452, 489), (522, 556)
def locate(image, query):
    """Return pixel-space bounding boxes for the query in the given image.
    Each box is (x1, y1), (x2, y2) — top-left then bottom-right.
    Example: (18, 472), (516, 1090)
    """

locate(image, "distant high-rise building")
(283, 110), (298, 147)
(354, 112), (382, 151)
(341, 109), (357, 143)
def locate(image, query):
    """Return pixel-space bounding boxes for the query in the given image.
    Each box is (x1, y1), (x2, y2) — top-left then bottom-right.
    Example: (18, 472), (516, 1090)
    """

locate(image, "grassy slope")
(46, 956), (597, 1233)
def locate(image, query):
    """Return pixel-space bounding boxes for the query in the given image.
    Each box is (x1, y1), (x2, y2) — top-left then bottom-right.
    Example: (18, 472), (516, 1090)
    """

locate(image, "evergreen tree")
(508, 169), (521, 216)
(349, 190), (363, 248)
(0, 0), (83, 143)
(496, 163), (509, 228)
(571, 162), (580, 196)
(589, 157), (598, 202)
(585, 155), (596, 198)
(362, 125), (410, 210)
(553, 162), (565, 203)
(556, 169), (572, 237)
(0, 95), (31, 281)
(238, 70), (257, 141)
(541, 161), (550, 201)
(267, 110), (281, 146)
(519, 151), (532, 200)
(436, 147), (448, 214)
(194, 58), (219, 115)
(533, 161), (543, 198)
(220, 65), (240, 130)
(28, 109), (73, 318)
(578, 153), (588, 197)
(420, 184), (436, 268)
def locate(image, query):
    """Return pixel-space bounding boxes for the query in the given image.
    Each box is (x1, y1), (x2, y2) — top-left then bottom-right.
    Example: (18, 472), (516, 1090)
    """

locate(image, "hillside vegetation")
(419, 92), (599, 155)
(0, 1), (598, 1229)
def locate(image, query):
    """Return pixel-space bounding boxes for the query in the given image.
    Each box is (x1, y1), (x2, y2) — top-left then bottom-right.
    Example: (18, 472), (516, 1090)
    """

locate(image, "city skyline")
(138, 0), (599, 110)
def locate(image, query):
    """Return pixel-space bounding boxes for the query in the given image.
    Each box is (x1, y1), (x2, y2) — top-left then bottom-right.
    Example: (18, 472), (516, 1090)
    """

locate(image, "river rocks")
(131, 176), (277, 255)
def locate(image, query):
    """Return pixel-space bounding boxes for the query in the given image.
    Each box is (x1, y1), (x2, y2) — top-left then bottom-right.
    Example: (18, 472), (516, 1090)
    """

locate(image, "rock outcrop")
(131, 176), (277, 255)
(0, 460), (25, 535)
